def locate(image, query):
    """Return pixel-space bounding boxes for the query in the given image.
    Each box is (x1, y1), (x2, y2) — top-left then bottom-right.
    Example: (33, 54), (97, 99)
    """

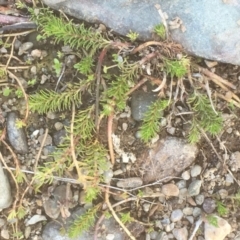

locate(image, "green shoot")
(126, 30), (139, 42)
(120, 212), (134, 224)
(216, 201), (228, 216)
(206, 215), (218, 227)
(2, 87), (12, 97)
(53, 58), (62, 77)
(27, 78), (37, 87)
(164, 57), (190, 78)
(68, 205), (99, 238)
(74, 56), (94, 75)
(188, 92), (223, 143)
(139, 99), (169, 142)
(15, 89), (24, 98)
(15, 119), (26, 129)
(154, 23), (166, 39)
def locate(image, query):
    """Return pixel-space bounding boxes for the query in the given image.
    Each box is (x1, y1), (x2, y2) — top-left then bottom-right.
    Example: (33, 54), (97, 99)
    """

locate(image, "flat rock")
(116, 177), (143, 189)
(6, 111), (28, 154)
(162, 183), (179, 197)
(204, 216), (231, 240)
(43, 0), (240, 65)
(140, 136), (198, 183)
(0, 162), (12, 209)
(172, 227), (188, 240)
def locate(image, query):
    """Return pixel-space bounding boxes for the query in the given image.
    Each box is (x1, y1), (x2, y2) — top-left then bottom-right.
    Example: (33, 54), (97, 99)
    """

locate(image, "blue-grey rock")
(42, 0), (240, 65)
(42, 208), (125, 240)
(0, 162), (12, 209)
(131, 91), (158, 121)
(6, 111), (28, 154)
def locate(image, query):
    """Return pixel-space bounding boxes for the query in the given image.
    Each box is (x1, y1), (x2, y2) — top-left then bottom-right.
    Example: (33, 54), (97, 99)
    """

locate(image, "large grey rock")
(42, 0), (240, 65)
(140, 136), (198, 183)
(42, 208), (125, 240)
(6, 111), (28, 154)
(0, 161), (12, 209)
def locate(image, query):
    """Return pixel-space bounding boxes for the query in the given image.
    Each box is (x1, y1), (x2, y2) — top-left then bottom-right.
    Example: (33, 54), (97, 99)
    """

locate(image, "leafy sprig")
(139, 99), (169, 142)
(188, 92), (223, 143)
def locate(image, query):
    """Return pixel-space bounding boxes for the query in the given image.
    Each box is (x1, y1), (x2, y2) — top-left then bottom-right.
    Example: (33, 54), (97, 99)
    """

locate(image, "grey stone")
(195, 194), (204, 205)
(203, 198), (216, 214)
(43, 0), (240, 65)
(190, 165), (202, 177)
(172, 227), (188, 240)
(131, 91), (158, 121)
(141, 137), (198, 183)
(183, 207), (193, 216)
(193, 207), (202, 218)
(170, 209), (183, 222)
(42, 208), (125, 240)
(0, 162), (12, 209)
(116, 177), (143, 188)
(181, 170), (190, 180)
(53, 129), (66, 146)
(176, 180), (186, 189)
(188, 180), (202, 196)
(6, 111), (28, 154)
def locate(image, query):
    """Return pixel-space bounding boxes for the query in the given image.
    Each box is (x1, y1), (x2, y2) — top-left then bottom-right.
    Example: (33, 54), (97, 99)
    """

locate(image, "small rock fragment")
(162, 183), (179, 197)
(54, 122), (64, 131)
(53, 129), (66, 146)
(204, 216), (231, 240)
(188, 180), (202, 196)
(193, 207), (202, 217)
(172, 227), (188, 240)
(116, 177), (143, 189)
(6, 112), (28, 154)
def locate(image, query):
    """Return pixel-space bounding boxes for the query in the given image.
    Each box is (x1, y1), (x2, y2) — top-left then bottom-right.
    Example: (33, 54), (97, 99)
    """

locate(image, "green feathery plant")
(139, 99), (169, 142)
(216, 201), (228, 216)
(30, 8), (110, 56)
(154, 23), (166, 39)
(187, 91), (223, 143)
(68, 204), (100, 238)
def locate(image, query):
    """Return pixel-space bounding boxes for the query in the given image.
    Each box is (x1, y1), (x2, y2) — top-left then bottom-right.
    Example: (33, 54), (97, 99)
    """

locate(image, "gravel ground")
(1, 14), (240, 240)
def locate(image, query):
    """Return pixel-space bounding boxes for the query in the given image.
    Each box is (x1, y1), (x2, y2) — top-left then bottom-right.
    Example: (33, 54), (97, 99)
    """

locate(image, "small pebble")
(171, 209), (183, 222)
(167, 127), (175, 135)
(165, 223), (174, 232)
(203, 198), (216, 214)
(172, 227), (188, 240)
(183, 207), (193, 215)
(190, 165), (202, 177)
(193, 207), (202, 217)
(218, 189), (228, 199)
(31, 49), (42, 58)
(225, 174), (234, 186)
(176, 180), (186, 189)
(181, 170), (190, 180)
(188, 180), (202, 196)
(46, 111), (57, 119)
(37, 134), (52, 146)
(143, 203), (151, 212)
(122, 122), (128, 131)
(195, 194), (205, 205)
(54, 122), (63, 131)
(162, 184), (179, 197)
